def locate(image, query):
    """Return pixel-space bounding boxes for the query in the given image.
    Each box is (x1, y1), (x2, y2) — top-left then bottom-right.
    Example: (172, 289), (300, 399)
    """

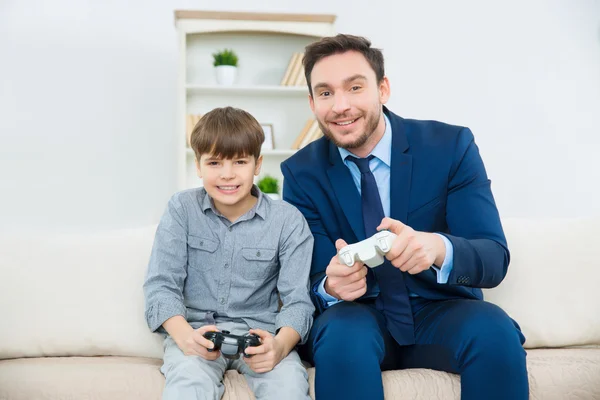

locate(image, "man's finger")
(376, 217), (405, 235)
(328, 257), (364, 277)
(386, 229), (413, 261)
(344, 286), (368, 301)
(335, 238), (348, 251)
(399, 252), (420, 272)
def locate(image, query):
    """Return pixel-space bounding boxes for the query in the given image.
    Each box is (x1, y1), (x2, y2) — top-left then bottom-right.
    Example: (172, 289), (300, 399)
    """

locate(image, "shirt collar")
(337, 113), (392, 166)
(201, 185), (267, 220)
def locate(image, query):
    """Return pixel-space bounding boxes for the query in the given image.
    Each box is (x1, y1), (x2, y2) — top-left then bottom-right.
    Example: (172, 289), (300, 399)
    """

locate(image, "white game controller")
(337, 230), (398, 268)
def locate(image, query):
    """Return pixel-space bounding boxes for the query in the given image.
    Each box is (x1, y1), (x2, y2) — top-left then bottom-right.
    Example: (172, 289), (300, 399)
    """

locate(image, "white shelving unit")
(174, 10), (336, 191)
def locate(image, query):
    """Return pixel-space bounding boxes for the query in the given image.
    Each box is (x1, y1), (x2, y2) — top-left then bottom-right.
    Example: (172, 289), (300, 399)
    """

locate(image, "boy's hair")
(302, 34), (385, 97)
(190, 107), (264, 160)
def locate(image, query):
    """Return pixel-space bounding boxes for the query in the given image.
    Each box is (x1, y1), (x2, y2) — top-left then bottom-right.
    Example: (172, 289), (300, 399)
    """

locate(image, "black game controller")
(203, 330), (261, 359)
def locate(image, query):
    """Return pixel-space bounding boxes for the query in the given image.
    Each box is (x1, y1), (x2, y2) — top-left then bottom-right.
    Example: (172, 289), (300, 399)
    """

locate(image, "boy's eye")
(235, 160), (247, 165)
(207, 161), (219, 166)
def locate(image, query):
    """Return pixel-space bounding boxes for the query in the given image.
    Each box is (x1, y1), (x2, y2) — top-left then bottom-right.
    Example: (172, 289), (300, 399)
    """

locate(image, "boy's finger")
(197, 325), (219, 334)
(249, 328), (270, 340)
(244, 344), (267, 355)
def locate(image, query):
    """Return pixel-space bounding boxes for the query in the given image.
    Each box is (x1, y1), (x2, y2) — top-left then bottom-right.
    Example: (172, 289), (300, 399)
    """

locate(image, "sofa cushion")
(0, 226), (164, 360)
(1, 349), (599, 400)
(484, 217), (600, 348)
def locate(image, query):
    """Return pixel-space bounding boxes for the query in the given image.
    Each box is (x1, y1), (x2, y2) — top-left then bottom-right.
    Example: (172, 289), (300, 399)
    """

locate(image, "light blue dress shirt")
(316, 114), (454, 307)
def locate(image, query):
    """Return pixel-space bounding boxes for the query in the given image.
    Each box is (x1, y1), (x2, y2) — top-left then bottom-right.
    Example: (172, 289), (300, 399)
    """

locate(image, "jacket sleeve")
(439, 128), (510, 288)
(281, 161), (336, 315)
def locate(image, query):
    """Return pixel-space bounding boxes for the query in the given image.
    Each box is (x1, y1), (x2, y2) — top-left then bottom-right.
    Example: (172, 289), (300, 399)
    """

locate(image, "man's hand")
(377, 217), (446, 274)
(243, 329), (286, 373)
(174, 324), (221, 360)
(324, 239), (368, 301)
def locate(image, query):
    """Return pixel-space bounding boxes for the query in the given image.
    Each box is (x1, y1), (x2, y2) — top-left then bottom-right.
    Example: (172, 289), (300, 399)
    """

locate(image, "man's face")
(309, 50), (390, 151)
(196, 153), (262, 216)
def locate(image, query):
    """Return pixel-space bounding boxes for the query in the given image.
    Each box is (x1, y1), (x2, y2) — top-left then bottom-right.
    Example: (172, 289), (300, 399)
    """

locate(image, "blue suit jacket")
(281, 107), (510, 314)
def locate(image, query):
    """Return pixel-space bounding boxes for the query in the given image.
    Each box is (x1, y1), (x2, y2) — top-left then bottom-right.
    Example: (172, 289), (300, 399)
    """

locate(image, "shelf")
(186, 84), (308, 96)
(186, 148), (297, 157)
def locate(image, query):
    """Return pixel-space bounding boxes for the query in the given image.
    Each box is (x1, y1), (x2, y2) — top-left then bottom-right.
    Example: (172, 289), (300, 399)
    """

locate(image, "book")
(286, 53), (304, 86)
(291, 118), (315, 149)
(292, 53), (306, 86)
(186, 114), (203, 146)
(298, 119), (322, 149)
(280, 53), (299, 86)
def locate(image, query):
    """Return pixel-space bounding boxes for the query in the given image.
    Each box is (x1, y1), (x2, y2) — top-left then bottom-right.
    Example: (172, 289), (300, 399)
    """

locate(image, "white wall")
(1, 0), (599, 232)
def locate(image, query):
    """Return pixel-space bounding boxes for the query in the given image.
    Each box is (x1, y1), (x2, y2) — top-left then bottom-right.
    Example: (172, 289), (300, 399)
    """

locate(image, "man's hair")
(190, 106), (264, 160)
(303, 34), (385, 97)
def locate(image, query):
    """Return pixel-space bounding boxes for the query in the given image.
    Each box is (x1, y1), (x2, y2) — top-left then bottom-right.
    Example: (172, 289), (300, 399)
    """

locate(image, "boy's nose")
(220, 167), (235, 179)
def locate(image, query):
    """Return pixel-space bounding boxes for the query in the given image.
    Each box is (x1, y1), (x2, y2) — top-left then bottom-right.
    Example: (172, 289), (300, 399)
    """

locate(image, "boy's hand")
(243, 329), (285, 373)
(176, 325), (221, 360)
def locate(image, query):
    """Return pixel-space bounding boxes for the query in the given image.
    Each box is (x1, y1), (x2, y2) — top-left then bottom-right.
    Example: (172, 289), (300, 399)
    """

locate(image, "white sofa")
(1, 217), (599, 399)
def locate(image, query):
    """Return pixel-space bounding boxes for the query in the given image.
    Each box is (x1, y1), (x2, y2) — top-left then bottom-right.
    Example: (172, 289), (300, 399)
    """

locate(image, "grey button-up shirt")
(143, 186), (315, 343)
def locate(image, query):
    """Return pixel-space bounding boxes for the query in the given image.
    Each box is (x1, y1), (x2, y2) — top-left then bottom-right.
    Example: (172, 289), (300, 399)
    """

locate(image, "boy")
(144, 106), (315, 400)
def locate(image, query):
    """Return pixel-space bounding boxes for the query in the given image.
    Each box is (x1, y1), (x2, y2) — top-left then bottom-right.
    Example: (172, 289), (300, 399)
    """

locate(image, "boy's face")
(309, 50), (390, 152)
(196, 153), (263, 217)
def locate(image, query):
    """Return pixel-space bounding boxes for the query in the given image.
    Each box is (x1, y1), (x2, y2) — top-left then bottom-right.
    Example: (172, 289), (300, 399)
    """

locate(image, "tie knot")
(346, 155), (375, 174)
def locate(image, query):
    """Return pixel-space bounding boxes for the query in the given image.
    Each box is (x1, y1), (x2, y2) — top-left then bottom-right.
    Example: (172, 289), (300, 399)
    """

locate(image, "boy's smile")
(196, 153), (263, 222)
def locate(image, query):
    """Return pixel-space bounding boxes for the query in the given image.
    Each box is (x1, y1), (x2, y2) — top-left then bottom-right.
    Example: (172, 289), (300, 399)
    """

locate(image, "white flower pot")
(266, 193), (280, 200)
(215, 65), (237, 86)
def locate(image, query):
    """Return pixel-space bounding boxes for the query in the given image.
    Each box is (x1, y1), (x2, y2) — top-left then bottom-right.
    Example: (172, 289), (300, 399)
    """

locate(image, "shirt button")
(224, 263), (229, 269)
(220, 298), (225, 304)
(256, 251), (261, 257)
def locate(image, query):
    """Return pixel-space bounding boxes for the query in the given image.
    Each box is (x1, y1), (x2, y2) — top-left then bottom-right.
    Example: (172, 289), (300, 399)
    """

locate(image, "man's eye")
(320, 91), (331, 97)
(351, 86), (361, 91)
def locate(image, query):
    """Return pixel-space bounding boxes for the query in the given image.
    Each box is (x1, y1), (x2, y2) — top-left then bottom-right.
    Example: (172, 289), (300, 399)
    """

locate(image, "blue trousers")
(301, 298), (528, 400)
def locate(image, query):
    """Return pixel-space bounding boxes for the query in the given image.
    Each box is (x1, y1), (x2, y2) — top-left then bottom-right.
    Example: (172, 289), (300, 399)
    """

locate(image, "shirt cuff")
(431, 233), (454, 284)
(316, 276), (344, 308)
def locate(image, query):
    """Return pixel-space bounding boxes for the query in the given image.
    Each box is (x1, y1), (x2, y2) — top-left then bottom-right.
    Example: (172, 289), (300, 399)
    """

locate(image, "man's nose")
(331, 93), (351, 115)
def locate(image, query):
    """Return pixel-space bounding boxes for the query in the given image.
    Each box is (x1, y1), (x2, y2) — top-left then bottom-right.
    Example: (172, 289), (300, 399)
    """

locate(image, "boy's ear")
(254, 155), (263, 176)
(195, 158), (202, 178)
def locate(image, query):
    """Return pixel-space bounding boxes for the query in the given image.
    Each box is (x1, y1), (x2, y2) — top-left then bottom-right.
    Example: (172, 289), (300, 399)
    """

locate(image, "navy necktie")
(346, 155), (415, 345)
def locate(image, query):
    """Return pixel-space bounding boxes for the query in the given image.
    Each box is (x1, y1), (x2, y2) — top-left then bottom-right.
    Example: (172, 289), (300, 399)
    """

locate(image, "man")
(281, 34), (528, 400)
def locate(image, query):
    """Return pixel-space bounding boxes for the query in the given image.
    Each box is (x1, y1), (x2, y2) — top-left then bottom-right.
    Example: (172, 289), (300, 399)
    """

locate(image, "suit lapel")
(326, 141), (365, 241)
(387, 108), (412, 224)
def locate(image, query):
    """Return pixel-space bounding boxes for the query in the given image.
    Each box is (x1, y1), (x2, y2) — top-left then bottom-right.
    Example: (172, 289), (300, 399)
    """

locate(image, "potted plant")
(212, 48), (238, 86)
(257, 175), (280, 200)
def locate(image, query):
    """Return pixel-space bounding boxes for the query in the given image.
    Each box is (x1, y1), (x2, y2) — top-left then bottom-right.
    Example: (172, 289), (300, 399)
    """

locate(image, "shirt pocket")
(238, 247), (277, 281)
(187, 235), (219, 271)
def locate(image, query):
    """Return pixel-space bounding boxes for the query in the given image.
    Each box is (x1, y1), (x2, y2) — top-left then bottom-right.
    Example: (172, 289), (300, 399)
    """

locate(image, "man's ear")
(195, 158), (202, 178)
(254, 155), (263, 176)
(379, 76), (391, 104)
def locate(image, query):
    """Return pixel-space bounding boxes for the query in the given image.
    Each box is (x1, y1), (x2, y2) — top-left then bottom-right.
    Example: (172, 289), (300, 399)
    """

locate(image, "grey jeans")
(160, 320), (310, 400)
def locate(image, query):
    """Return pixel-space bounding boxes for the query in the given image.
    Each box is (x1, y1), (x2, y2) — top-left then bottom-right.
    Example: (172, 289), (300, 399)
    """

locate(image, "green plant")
(212, 49), (238, 67)
(257, 175), (279, 194)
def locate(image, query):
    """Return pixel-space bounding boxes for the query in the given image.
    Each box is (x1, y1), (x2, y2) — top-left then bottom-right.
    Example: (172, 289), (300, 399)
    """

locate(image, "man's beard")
(317, 109), (380, 150)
